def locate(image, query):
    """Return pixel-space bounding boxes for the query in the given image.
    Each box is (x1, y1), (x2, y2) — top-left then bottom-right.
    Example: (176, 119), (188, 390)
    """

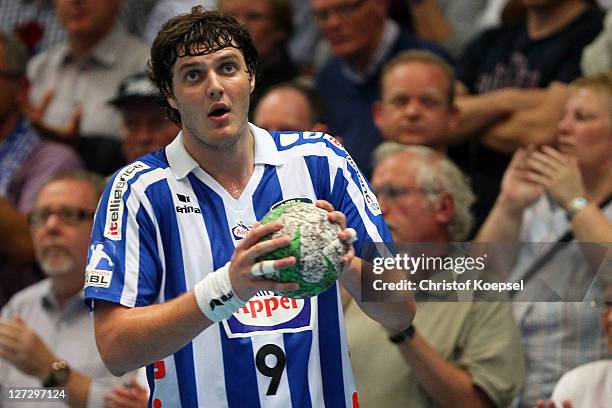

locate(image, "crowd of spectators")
(1, 1), (610, 407)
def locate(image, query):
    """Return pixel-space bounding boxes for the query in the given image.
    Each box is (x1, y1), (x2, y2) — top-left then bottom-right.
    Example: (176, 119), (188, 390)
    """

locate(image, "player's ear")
(250, 73), (256, 94)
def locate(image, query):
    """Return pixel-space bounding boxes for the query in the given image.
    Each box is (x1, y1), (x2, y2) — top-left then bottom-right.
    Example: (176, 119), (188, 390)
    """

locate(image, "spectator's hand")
(525, 146), (585, 210)
(315, 199), (356, 271)
(535, 399), (573, 408)
(104, 376), (149, 408)
(23, 89), (81, 146)
(0, 316), (56, 380)
(228, 221), (299, 301)
(499, 146), (544, 212)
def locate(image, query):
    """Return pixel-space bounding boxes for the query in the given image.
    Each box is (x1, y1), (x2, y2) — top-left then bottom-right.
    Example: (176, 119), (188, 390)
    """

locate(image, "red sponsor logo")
(237, 296), (299, 319)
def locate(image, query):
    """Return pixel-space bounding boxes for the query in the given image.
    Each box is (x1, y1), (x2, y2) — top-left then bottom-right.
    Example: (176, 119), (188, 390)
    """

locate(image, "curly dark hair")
(148, 7), (258, 125)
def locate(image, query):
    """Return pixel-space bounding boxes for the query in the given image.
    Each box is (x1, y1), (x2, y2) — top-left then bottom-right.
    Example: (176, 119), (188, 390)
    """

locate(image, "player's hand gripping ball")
(255, 201), (353, 298)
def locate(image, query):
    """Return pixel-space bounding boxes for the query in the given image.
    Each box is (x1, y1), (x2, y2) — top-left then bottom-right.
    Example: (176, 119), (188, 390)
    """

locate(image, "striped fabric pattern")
(85, 124), (391, 408)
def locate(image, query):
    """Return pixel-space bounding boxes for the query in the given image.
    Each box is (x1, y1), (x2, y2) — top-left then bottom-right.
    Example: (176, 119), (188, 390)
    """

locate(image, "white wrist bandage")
(194, 262), (247, 322)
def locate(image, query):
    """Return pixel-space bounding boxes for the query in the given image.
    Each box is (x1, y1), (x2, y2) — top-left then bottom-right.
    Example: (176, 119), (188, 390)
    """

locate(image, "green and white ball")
(257, 201), (349, 298)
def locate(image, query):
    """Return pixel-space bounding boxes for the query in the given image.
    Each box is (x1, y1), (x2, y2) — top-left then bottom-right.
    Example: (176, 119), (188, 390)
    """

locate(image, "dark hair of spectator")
(148, 7), (258, 126)
(260, 79), (326, 125)
(263, 0), (294, 42)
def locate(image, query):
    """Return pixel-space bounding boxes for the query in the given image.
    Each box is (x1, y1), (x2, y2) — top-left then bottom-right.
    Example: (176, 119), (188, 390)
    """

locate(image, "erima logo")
(209, 292), (234, 311)
(175, 193), (201, 213)
(177, 194), (190, 203)
(176, 205), (201, 214)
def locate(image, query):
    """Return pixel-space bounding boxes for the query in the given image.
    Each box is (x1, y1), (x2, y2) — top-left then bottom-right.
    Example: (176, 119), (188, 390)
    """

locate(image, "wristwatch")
(389, 324), (416, 344)
(43, 360), (71, 387)
(566, 196), (588, 220)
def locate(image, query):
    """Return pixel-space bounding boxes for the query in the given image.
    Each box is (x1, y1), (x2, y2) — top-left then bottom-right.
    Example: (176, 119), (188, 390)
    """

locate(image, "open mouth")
(208, 107), (230, 118)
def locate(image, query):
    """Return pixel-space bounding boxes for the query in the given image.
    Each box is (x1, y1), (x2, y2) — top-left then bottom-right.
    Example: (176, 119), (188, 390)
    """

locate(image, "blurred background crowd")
(0, 0), (610, 407)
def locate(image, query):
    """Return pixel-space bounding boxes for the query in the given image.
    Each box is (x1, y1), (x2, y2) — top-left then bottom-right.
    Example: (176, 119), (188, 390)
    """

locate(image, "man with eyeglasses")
(0, 31), (82, 308)
(311, 0), (451, 178)
(0, 171), (148, 408)
(344, 142), (525, 408)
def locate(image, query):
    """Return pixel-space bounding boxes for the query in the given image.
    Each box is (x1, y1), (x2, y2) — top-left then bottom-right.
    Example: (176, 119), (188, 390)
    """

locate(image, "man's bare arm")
(94, 294), (212, 376)
(453, 87), (547, 144)
(482, 83), (570, 153)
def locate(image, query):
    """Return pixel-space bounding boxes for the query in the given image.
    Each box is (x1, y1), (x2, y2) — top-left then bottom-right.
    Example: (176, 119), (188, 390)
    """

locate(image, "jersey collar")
(166, 123), (283, 180)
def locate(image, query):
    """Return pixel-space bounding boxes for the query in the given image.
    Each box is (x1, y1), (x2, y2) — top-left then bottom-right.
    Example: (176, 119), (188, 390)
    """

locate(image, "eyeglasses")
(374, 185), (433, 200)
(28, 207), (96, 228)
(312, 0), (368, 23)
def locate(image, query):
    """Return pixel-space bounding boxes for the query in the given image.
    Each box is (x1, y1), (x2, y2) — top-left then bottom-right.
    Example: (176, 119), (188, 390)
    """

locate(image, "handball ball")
(256, 201), (349, 298)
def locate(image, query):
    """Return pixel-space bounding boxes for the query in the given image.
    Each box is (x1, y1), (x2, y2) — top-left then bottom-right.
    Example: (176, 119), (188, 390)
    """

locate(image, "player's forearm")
(395, 334), (492, 408)
(341, 258), (416, 333)
(94, 294), (212, 376)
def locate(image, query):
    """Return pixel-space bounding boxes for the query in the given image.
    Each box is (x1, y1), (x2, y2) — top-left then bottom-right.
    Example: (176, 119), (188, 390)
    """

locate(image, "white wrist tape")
(345, 227), (358, 244)
(194, 262), (247, 322)
(250, 260), (278, 277)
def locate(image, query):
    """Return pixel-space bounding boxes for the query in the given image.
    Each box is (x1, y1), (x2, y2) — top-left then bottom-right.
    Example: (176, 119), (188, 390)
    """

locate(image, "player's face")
(55, 0), (120, 37)
(371, 153), (445, 243)
(168, 47), (255, 150)
(30, 180), (97, 277)
(254, 87), (314, 131)
(312, 0), (385, 67)
(220, 0), (282, 58)
(374, 62), (457, 151)
(556, 87), (612, 173)
(120, 100), (179, 161)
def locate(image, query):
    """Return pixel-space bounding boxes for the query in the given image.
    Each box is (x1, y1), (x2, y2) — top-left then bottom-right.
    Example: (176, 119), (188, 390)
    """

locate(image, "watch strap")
(389, 324), (416, 344)
(566, 196), (588, 220)
(43, 360), (70, 388)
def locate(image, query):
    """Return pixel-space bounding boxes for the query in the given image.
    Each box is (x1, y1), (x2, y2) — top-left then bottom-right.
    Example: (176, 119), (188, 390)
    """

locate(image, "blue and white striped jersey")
(84, 124), (392, 408)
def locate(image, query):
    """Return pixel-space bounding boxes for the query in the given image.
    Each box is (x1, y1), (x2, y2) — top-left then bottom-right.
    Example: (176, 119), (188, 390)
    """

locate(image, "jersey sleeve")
(318, 135), (394, 261)
(84, 161), (162, 309)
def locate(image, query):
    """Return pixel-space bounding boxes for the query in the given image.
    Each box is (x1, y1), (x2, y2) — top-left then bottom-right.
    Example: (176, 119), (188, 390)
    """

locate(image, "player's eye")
(185, 70), (201, 82)
(221, 63), (237, 74)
